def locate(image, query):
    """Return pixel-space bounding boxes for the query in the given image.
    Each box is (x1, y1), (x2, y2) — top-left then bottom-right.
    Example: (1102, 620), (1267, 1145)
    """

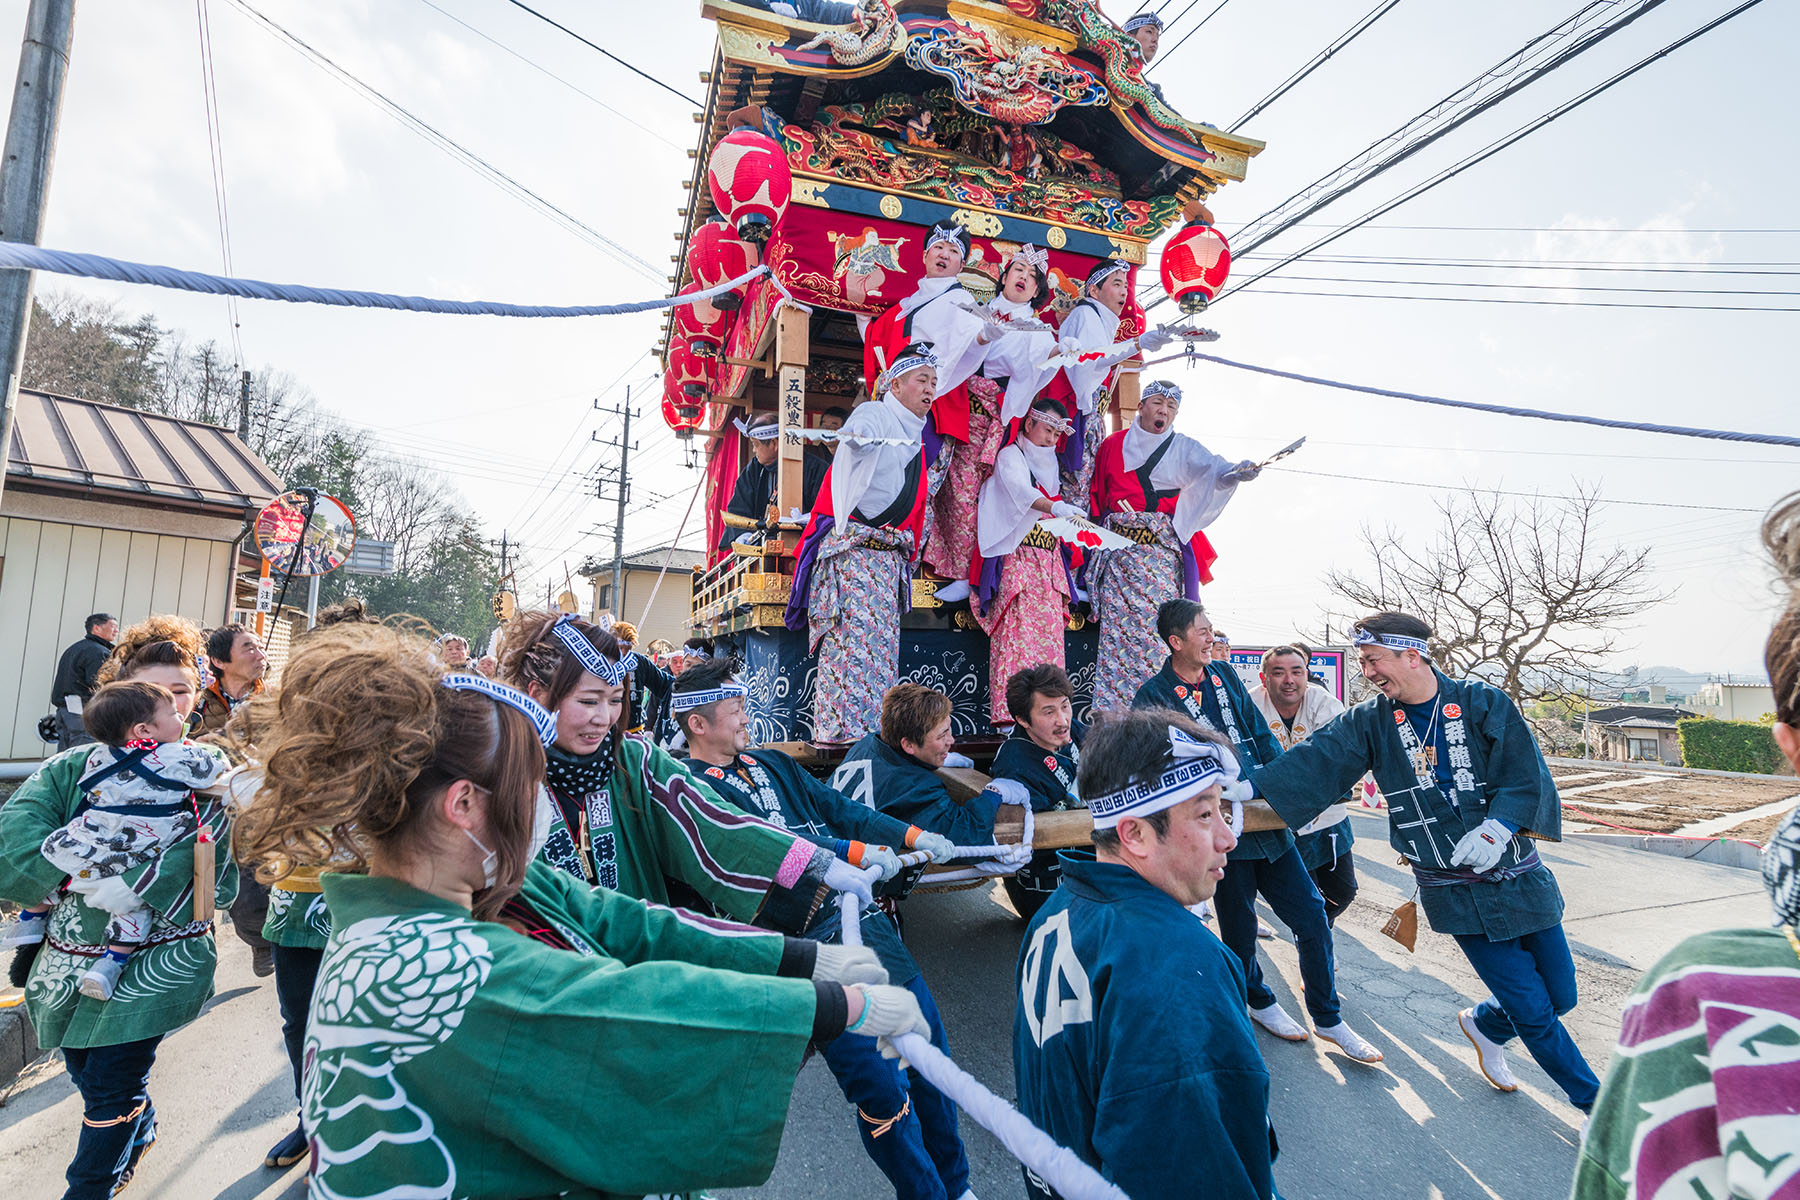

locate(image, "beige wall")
(590, 565), (697, 648)
(0, 510), (238, 761)
(1695, 682), (1777, 722)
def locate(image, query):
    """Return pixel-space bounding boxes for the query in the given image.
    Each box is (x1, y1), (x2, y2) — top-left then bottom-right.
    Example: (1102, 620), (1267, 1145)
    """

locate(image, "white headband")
(1123, 14), (1162, 32)
(1353, 627), (1429, 655)
(547, 614), (637, 685)
(733, 417), (779, 441)
(1142, 380), (1182, 404)
(441, 673), (558, 747)
(669, 681), (750, 713)
(1086, 258), (1129, 291)
(877, 347), (939, 397)
(926, 223), (968, 255)
(1089, 728), (1244, 830)
(1007, 243), (1049, 276)
(1026, 405), (1075, 436)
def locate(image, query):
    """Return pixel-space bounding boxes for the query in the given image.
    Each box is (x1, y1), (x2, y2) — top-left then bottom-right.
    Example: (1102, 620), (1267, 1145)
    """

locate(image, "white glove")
(986, 778), (1030, 808)
(1224, 459), (1261, 483)
(859, 844), (902, 881)
(1049, 500), (1085, 521)
(812, 944), (888, 987)
(1057, 337), (1081, 357)
(847, 983), (932, 1058)
(822, 856), (875, 907)
(1228, 797), (1245, 839)
(942, 751), (975, 769)
(73, 875), (143, 916)
(912, 831), (957, 864)
(733, 530), (761, 545)
(1449, 818), (1515, 874)
(1138, 327), (1174, 352)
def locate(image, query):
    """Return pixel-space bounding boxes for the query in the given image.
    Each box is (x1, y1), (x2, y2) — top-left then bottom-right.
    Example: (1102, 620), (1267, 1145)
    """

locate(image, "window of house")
(1628, 737), (1659, 761)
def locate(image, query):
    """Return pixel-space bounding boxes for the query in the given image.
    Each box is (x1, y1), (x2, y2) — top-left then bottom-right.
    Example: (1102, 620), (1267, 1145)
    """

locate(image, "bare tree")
(1324, 486), (1666, 703)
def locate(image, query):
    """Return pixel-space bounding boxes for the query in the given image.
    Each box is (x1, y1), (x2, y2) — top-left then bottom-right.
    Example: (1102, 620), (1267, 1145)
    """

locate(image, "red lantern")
(707, 128), (791, 245)
(662, 335), (712, 437)
(687, 220), (759, 312)
(1159, 221), (1232, 314)
(673, 281), (730, 355)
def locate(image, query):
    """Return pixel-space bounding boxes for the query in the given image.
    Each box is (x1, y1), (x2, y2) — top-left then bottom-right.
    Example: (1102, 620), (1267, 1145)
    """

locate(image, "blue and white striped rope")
(1140, 348), (1800, 449)
(0, 241), (767, 319)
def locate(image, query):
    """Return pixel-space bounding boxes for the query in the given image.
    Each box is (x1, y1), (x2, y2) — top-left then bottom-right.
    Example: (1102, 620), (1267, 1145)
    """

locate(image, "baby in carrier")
(1, 680), (226, 1000)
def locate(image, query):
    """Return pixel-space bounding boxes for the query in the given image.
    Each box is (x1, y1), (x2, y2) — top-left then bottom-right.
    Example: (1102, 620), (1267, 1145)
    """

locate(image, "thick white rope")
(833, 805), (1126, 1200)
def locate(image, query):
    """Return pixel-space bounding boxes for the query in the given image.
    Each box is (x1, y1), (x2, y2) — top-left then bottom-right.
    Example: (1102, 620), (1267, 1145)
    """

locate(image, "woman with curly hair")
(0, 615), (236, 1198)
(1573, 492), (1800, 1199)
(238, 621), (924, 1199)
(496, 609), (884, 928)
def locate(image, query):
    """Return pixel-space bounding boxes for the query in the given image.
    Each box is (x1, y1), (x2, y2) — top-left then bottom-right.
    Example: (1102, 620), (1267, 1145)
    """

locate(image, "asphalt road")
(0, 811), (1770, 1200)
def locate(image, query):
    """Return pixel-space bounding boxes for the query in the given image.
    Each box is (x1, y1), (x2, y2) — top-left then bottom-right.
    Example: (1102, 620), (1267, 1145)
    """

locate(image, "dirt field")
(1550, 764), (1800, 842)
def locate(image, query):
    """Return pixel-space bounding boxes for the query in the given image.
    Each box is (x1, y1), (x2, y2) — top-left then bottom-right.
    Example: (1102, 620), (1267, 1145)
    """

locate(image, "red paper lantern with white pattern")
(662, 335), (712, 438)
(672, 281), (730, 355)
(687, 220), (759, 312)
(1159, 221), (1232, 314)
(707, 129), (790, 245)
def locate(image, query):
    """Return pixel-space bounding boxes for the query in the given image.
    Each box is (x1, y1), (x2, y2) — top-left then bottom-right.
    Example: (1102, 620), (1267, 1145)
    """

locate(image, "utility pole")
(592, 388), (636, 615)
(0, 0), (77, 505)
(237, 368), (251, 441)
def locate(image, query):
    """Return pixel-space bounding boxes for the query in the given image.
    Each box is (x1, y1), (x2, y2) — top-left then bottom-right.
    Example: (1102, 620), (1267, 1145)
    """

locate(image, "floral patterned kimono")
(972, 437), (1071, 726)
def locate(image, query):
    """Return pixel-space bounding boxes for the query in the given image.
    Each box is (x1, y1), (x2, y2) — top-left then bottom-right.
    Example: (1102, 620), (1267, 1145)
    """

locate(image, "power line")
(1236, 287), (1799, 312)
(193, 0), (245, 371)
(499, 0), (703, 109)
(1226, 254), (1800, 274)
(1268, 466), (1764, 513)
(1270, 273), (1800, 296)
(411, 0), (682, 150)
(1227, 0), (1403, 131)
(218, 0), (665, 283)
(1220, 0), (1774, 304)
(1149, 0), (1235, 70)
(1244, 223), (1800, 234)
(1228, 0), (1671, 257)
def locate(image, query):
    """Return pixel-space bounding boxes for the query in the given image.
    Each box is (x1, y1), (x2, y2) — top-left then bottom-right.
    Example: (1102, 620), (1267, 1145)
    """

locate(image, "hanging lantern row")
(672, 281), (729, 355)
(1159, 219), (1232, 314)
(687, 220), (759, 312)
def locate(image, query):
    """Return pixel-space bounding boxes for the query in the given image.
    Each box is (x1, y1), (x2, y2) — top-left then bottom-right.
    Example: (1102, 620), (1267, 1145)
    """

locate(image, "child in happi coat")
(2, 680), (226, 1000)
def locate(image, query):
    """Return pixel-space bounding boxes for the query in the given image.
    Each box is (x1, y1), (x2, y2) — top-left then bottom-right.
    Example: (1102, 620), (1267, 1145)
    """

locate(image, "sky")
(5, 0), (1795, 676)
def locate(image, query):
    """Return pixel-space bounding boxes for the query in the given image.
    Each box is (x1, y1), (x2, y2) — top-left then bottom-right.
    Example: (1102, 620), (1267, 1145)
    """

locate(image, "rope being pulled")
(837, 883), (1126, 1200)
(831, 801), (1130, 1199)
(1136, 346), (1800, 449)
(0, 241), (768, 318)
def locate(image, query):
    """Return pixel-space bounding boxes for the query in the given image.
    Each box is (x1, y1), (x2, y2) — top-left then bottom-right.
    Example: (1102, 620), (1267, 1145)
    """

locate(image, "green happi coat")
(263, 880), (331, 949)
(0, 744), (237, 1048)
(540, 733), (832, 934)
(306, 861), (817, 1200)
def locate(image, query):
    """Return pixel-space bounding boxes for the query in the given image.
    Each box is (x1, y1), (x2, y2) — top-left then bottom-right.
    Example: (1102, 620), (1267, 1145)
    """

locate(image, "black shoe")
(264, 1124), (308, 1169)
(251, 945), (275, 977)
(110, 1121), (157, 1196)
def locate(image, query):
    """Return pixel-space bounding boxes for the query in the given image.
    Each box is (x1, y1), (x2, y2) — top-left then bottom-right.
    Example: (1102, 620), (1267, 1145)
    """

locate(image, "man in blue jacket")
(1133, 598), (1381, 1064)
(1014, 708), (1276, 1199)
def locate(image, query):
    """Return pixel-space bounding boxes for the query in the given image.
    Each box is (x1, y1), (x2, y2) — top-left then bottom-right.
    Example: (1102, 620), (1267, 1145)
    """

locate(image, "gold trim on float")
(788, 171), (1156, 256)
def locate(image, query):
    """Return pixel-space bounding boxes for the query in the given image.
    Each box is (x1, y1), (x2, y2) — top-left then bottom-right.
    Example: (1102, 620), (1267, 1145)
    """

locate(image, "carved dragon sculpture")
(795, 0), (902, 66)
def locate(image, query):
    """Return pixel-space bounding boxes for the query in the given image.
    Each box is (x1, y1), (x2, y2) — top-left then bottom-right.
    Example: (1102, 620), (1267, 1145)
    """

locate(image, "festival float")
(665, 0), (1265, 762)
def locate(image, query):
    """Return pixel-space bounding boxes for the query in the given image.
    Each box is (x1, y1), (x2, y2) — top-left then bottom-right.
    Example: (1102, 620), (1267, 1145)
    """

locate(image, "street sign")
(255, 576), (274, 613)
(345, 538), (396, 576)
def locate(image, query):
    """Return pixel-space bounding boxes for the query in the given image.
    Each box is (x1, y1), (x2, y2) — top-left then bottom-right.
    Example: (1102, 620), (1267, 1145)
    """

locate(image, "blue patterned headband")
(1086, 258), (1129, 291)
(877, 346), (938, 397)
(547, 614), (637, 685)
(1352, 627), (1429, 655)
(1123, 13), (1162, 32)
(1089, 728), (1235, 830)
(669, 681), (749, 714)
(1142, 380), (1182, 404)
(441, 673), (557, 747)
(925, 222), (969, 255)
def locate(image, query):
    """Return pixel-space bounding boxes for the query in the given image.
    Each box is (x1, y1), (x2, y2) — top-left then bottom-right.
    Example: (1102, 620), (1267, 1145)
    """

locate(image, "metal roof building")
(1, 389), (280, 760)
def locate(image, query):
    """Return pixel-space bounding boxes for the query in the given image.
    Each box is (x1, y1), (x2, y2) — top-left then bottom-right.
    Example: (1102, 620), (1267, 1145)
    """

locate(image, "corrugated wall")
(0, 516), (232, 761)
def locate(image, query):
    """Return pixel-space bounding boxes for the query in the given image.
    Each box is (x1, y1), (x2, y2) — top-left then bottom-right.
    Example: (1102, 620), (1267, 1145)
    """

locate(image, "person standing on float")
(1052, 258), (1174, 500)
(971, 397), (1084, 726)
(861, 223), (990, 600)
(786, 347), (936, 745)
(1088, 380), (1257, 713)
(924, 242), (1061, 594)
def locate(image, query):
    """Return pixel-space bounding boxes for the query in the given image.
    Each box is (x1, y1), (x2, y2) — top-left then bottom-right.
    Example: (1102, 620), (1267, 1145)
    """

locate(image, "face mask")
(463, 827), (499, 890)
(528, 785), (555, 860)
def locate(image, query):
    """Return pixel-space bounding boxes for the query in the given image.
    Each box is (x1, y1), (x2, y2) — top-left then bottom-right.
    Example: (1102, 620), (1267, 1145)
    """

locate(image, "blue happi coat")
(832, 732), (1001, 850)
(1014, 852), (1277, 1200)
(1132, 658), (1293, 861)
(989, 724), (1085, 901)
(693, 746), (924, 984)
(1247, 670), (1565, 941)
